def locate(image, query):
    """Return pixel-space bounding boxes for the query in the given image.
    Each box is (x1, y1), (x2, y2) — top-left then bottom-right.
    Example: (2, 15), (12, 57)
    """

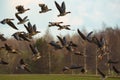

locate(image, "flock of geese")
(0, 1), (120, 79)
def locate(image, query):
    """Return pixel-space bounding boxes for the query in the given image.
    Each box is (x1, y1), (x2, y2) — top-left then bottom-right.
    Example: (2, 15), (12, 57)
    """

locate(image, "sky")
(0, 0), (120, 39)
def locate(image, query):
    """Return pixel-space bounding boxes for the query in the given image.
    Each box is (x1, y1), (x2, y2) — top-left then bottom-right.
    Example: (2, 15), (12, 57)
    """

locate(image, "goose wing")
(77, 29), (86, 40)
(12, 32), (20, 40)
(57, 36), (66, 46)
(33, 24), (37, 32)
(15, 13), (22, 21)
(7, 21), (18, 30)
(29, 44), (37, 54)
(24, 24), (31, 33)
(61, 1), (65, 13)
(23, 16), (28, 20)
(28, 22), (33, 32)
(55, 1), (63, 13)
(87, 31), (93, 38)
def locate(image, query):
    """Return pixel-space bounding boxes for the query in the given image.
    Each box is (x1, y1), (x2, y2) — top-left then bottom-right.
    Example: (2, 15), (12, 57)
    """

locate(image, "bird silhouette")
(16, 59), (31, 72)
(39, 4), (52, 13)
(4, 43), (17, 54)
(24, 22), (40, 37)
(54, 1), (71, 17)
(16, 5), (30, 14)
(29, 44), (41, 61)
(77, 29), (93, 42)
(0, 18), (18, 30)
(48, 22), (63, 27)
(57, 24), (71, 30)
(12, 31), (31, 42)
(57, 36), (67, 47)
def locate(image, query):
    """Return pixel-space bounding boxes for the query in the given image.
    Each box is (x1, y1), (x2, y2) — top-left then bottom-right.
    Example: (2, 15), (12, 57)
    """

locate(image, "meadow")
(0, 74), (119, 80)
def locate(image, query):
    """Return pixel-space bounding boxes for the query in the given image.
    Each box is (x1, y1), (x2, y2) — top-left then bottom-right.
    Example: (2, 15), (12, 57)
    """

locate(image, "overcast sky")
(0, 0), (120, 38)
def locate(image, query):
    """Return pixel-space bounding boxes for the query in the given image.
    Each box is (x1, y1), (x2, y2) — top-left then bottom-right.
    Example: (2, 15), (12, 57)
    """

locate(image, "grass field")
(0, 74), (119, 80)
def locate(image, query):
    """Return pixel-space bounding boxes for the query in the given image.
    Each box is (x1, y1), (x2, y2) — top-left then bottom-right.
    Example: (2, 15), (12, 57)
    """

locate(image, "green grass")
(0, 74), (119, 80)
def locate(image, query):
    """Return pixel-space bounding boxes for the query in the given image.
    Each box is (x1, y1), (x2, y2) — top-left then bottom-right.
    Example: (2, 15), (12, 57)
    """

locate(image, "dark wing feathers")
(61, 1), (65, 12)
(55, 1), (63, 13)
(15, 13), (22, 21)
(77, 29), (86, 40)
(7, 21), (18, 30)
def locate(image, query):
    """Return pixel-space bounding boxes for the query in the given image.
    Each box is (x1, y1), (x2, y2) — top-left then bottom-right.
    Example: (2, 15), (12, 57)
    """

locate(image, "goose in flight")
(16, 59), (31, 72)
(24, 22), (40, 37)
(16, 5), (30, 14)
(39, 4), (52, 13)
(0, 18), (18, 30)
(29, 44), (41, 61)
(54, 1), (71, 17)
(15, 13), (29, 24)
(12, 31), (31, 42)
(4, 43), (18, 54)
(77, 29), (93, 42)
(57, 36), (67, 47)
(48, 22), (63, 27)
(57, 24), (71, 30)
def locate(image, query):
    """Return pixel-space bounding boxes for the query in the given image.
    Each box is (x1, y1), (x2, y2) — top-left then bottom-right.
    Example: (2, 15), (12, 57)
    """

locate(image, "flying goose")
(12, 31), (31, 42)
(54, 1), (71, 17)
(0, 18), (18, 30)
(57, 36), (67, 47)
(29, 44), (41, 61)
(15, 13), (29, 24)
(4, 43), (17, 54)
(0, 34), (7, 41)
(16, 59), (31, 72)
(12, 32), (24, 41)
(57, 24), (71, 30)
(57, 36), (77, 52)
(18, 32), (31, 42)
(77, 29), (93, 42)
(24, 22), (40, 36)
(97, 68), (106, 80)
(0, 58), (8, 65)
(16, 5), (30, 14)
(48, 22), (63, 27)
(39, 4), (52, 13)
